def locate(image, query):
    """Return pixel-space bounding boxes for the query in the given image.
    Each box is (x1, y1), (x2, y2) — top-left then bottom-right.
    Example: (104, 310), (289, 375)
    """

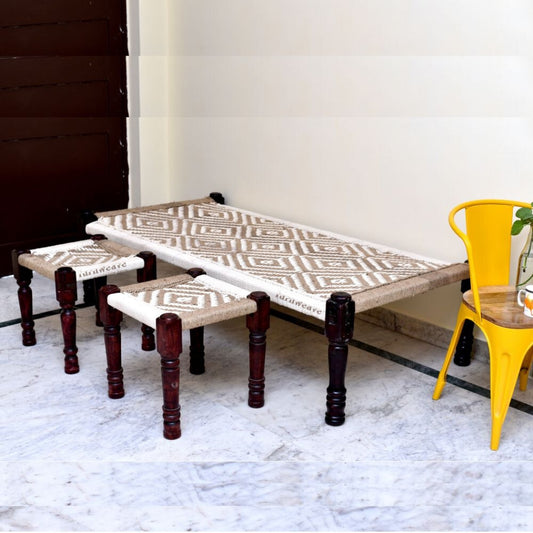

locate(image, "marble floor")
(2, 261), (533, 531)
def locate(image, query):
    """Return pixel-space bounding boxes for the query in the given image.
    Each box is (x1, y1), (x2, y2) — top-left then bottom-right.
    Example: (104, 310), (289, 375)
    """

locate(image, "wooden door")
(0, 0), (129, 276)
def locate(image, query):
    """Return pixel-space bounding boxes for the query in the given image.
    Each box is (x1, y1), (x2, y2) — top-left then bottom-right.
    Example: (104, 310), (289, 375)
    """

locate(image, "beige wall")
(135, 0), (533, 331)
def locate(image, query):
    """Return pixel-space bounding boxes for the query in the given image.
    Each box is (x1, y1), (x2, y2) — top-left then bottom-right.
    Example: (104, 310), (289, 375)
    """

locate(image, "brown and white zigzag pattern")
(33, 242), (130, 268)
(124, 279), (241, 314)
(102, 202), (444, 299)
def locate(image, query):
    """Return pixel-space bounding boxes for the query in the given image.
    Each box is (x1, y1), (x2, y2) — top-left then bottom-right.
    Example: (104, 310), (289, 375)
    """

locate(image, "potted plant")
(512, 202), (533, 288)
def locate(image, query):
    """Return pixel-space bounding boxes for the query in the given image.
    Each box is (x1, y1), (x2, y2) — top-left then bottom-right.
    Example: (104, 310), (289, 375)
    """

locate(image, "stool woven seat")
(99, 269), (270, 439)
(12, 235), (156, 374)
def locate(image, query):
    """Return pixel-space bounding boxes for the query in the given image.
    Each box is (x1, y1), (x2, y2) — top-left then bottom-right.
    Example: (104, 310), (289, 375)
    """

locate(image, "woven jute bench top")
(17, 239), (146, 281)
(87, 197), (468, 319)
(108, 273), (258, 331)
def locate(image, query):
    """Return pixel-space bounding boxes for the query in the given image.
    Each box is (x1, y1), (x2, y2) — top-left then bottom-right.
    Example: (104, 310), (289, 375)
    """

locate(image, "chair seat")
(463, 285), (533, 329)
(18, 238), (145, 281)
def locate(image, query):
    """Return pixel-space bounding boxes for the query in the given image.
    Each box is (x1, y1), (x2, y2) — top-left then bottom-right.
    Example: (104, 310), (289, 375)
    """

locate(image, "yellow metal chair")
(433, 199), (533, 450)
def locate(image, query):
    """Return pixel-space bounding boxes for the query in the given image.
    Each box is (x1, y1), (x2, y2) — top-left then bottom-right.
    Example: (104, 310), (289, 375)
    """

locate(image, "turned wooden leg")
(99, 285), (125, 399)
(55, 267), (79, 374)
(137, 251), (157, 351)
(453, 275), (474, 366)
(189, 327), (206, 375)
(157, 313), (182, 439)
(12, 249), (36, 346)
(209, 192), (225, 204)
(324, 292), (355, 426)
(186, 267), (207, 374)
(246, 292), (270, 408)
(93, 276), (107, 327)
(82, 280), (96, 306)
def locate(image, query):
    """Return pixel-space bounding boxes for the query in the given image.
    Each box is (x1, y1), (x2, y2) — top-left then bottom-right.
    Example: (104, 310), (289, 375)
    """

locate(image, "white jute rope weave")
(18, 239), (145, 281)
(88, 197), (468, 320)
(108, 274), (257, 330)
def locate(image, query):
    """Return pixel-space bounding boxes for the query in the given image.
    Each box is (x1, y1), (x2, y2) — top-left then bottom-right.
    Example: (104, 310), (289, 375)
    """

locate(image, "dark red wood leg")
(99, 285), (125, 399)
(209, 192), (225, 204)
(93, 276), (107, 327)
(185, 267), (207, 374)
(157, 313), (182, 439)
(12, 250), (36, 346)
(137, 251), (157, 351)
(82, 280), (96, 306)
(55, 267), (79, 374)
(324, 292), (354, 426)
(246, 291), (270, 408)
(189, 327), (206, 374)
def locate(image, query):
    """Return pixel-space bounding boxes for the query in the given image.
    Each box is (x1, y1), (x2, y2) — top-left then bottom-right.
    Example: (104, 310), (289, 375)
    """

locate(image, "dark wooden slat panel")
(0, 57), (127, 116)
(0, 21), (111, 55)
(0, 0), (127, 55)
(0, 117), (129, 275)
(0, 81), (109, 116)
(0, 0), (129, 276)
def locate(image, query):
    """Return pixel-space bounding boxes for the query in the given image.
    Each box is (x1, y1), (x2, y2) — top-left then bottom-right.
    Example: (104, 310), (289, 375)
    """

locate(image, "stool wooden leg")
(93, 276), (107, 327)
(99, 285), (125, 399)
(12, 250), (36, 346)
(324, 292), (354, 426)
(246, 292), (270, 408)
(157, 313), (182, 439)
(189, 327), (206, 374)
(137, 251), (157, 351)
(55, 267), (79, 374)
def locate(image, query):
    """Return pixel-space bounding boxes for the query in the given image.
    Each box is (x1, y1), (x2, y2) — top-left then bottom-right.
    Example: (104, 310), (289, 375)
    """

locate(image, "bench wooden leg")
(55, 267), (79, 374)
(246, 291), (270, 408)
(137, 251), (157, 351)
(99, 285), (125, 398)
(186, 267), (207, 374)
(324, 292), (355, 426)
(12, 249), (36, 346)
(157, 313), (182, 439)
(189, 327), (205, 374)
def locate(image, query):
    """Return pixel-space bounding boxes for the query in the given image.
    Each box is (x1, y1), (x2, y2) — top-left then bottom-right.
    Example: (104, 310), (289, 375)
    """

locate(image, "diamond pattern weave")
(123, 278), (243, 315)
(19, 239), (145, 281)
(97, 200), (447, 306)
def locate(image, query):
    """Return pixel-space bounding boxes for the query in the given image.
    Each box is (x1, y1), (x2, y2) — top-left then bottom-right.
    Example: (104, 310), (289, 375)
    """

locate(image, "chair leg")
(157, 313), (182, 440)
(489, 343), (526, 451)
(518, 346), (533, 391)
(137, 251), (157, 351)
(433, 311), (467, 400)
(246, 292), (270, 408)
(55, 267), (79, 374)
(99, 285), (125, 399)
(12, 250), (36, 346)
(189, 327), (205, 375)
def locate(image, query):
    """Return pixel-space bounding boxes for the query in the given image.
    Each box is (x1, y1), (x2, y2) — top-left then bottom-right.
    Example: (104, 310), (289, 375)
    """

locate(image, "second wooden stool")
(99, 269), (270, 439)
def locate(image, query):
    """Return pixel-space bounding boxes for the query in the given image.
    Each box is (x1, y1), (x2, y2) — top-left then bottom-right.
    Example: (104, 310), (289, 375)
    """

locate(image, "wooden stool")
(12, 235), (156, 374)
(99, 268), (270, 439)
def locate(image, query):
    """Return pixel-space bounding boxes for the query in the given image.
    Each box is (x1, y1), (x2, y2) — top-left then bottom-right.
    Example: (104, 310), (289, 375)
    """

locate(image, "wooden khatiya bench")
(87, 193), (469, 426)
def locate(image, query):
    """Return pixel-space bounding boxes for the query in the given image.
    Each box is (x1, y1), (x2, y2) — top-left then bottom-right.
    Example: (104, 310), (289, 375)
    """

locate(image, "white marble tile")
(3, 265), (533, 531)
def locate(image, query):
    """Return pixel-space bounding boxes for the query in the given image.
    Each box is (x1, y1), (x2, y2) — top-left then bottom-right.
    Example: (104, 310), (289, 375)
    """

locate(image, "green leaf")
(516, 207), (533, 220)
(511, 219), (525, 235)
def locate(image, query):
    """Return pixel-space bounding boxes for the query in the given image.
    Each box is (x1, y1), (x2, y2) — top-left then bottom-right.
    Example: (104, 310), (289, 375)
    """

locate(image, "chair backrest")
(449, 199), (531, 317)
